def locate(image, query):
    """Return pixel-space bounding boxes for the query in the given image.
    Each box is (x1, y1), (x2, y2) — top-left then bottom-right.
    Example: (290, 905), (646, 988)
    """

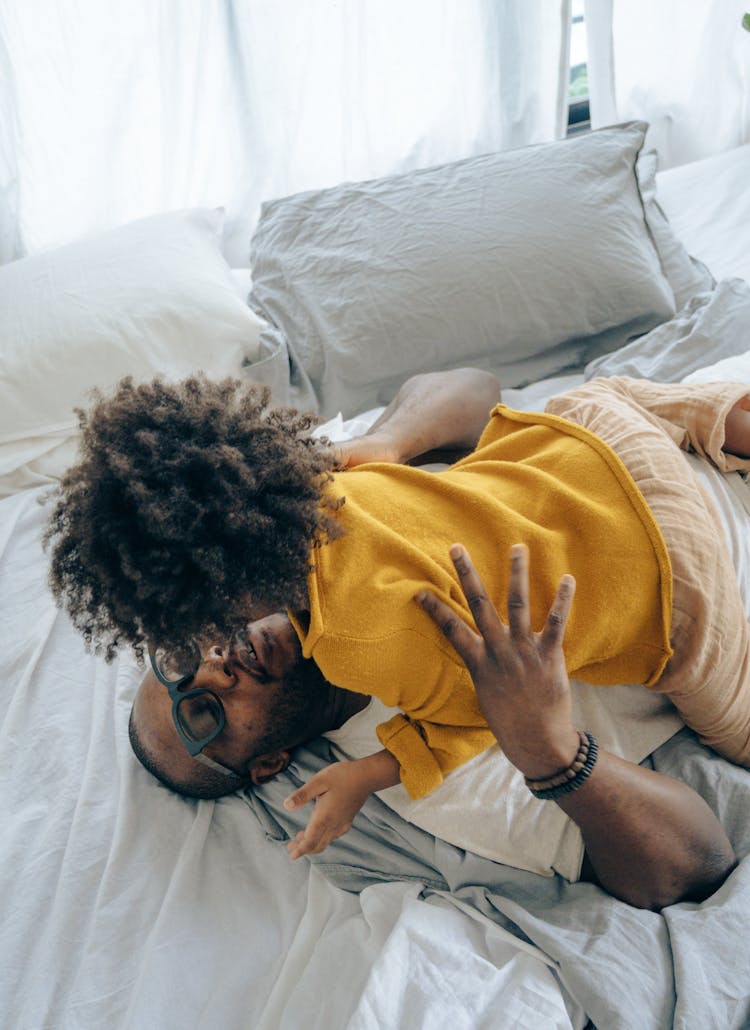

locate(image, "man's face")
(132, 612), (325, 787)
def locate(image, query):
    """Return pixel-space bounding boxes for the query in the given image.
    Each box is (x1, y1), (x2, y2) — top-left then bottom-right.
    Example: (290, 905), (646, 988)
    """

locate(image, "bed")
(2, 125), (750, 1030)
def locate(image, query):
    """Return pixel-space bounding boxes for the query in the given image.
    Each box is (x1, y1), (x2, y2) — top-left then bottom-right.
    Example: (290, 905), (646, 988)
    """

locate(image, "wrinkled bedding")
(4, 326), (750, 1028)
(3, 141), (750, 1029)
(257, 316), (750, 1029)
(0, 471), (584, 1030)
(248, 729), (750, 1030)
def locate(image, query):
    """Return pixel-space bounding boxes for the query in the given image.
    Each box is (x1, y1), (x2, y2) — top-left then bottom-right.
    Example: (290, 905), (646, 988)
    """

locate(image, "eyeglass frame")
(149, 647), (240, 778)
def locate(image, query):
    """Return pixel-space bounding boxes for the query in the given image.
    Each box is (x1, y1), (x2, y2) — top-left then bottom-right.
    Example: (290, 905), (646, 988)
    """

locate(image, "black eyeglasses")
(149, 641), (238, 778)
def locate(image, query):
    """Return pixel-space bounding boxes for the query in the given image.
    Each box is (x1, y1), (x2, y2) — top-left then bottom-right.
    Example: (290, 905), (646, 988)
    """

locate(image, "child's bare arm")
(283, 749), (401, 860)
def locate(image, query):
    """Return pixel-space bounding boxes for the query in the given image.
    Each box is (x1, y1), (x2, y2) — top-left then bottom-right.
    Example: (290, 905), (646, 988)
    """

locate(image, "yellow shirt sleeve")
(307, 620), (496, 800)
(376, 711), (497, 799)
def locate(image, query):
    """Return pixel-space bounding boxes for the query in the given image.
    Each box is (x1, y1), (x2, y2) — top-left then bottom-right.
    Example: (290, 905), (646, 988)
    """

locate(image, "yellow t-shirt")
(290, 404), (673, 799)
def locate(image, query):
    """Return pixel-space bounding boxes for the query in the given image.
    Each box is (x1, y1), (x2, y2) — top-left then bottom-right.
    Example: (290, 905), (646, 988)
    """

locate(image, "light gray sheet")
(585, 277), (750, 383)
(246, 730), (750, 1030)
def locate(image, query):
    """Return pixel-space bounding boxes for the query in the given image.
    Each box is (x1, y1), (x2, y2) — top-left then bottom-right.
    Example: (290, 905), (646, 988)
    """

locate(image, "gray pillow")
(250, 121), (678, 418)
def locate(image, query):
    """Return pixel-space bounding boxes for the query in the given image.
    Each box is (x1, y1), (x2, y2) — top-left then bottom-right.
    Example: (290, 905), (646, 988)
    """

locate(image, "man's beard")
(250, 656), (333, 758)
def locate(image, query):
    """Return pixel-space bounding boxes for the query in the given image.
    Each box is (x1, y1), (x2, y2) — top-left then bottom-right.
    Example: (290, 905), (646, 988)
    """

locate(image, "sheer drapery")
(585, 0), (750, 169)
(0, 0), (571, 265)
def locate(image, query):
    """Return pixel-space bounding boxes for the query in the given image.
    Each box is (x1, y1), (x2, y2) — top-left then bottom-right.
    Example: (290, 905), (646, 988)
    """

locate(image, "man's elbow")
(625, 845), (737, 913)
(666, 842), (738, 909)
(583, 838), (738, 912)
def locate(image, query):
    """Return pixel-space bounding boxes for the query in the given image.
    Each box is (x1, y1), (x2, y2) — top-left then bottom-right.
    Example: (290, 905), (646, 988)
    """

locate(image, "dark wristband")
(524, 730), (599, 801)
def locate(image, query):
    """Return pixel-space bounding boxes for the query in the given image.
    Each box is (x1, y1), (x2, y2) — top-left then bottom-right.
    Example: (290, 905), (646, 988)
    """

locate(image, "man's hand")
(420, 542), (738, 910)
(418, 543), (581, 780)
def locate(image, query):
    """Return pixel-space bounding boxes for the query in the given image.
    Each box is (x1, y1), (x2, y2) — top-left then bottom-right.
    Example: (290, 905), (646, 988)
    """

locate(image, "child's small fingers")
(289, 830), (316, 857)
(286, 831), (306, 859)
(284, 776), (325, 810)
(291, 835), (325, 859)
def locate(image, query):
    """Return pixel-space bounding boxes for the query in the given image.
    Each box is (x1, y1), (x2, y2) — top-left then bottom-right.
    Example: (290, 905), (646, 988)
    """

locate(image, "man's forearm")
(418, 542), (738, 911)
(557, 750), (737, 910)
(367, 368), (500, 463)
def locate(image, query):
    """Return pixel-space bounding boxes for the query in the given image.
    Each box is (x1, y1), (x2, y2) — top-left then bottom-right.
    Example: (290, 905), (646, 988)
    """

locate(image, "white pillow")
(0, 209), (265, 496)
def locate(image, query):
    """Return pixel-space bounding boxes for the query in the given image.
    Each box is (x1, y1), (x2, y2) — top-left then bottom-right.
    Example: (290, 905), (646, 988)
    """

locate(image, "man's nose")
(197, 645), (234, 688)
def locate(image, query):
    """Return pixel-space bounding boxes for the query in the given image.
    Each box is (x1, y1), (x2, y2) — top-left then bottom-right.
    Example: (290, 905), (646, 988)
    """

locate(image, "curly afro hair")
(45, 375), (343, 659)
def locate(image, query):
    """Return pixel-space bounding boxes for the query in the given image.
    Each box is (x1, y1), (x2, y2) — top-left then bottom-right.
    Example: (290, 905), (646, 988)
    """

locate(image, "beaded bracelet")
(524, 730), (599, 801)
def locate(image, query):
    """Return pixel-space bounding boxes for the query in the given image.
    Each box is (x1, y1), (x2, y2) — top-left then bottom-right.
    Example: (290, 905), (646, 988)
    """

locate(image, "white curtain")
(585, 0), (750, 169)
(0, 0), (571, 266)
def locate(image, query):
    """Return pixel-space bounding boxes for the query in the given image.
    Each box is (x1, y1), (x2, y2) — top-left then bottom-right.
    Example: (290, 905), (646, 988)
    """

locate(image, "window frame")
(566, 9), (590, 137)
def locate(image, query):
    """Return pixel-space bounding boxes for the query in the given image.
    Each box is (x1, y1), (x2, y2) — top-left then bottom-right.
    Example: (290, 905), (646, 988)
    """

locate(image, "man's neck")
(325, 685), (371, 731)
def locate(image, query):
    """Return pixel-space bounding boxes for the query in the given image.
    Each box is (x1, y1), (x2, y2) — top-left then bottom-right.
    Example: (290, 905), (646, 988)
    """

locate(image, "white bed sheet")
(3, 142), (750, 1030)
(0, 486), (584, 1028)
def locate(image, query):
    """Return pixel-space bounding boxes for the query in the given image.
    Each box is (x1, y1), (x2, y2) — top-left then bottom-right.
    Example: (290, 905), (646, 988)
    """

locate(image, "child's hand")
(724, 396), (750, 458)
(283, 760), (373, 860)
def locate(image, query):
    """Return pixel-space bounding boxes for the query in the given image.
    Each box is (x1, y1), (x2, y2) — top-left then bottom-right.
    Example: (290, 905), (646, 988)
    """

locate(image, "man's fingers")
(417, 588), (482, 667)
(448, 544), (506, 646)
(506, 543), (531, 639)
(540, 574), (576, 652)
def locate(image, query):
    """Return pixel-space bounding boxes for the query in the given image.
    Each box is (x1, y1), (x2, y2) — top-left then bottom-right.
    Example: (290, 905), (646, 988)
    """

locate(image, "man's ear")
(248, 751), (291, 785)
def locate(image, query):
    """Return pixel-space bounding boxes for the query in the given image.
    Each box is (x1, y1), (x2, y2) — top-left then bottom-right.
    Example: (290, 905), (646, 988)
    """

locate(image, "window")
(567, 0), (590, 136)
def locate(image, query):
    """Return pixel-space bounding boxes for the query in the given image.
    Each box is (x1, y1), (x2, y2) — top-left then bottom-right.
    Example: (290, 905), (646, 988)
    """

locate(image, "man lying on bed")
(128, 554), (738, 912)
(46, 368), (750, 909)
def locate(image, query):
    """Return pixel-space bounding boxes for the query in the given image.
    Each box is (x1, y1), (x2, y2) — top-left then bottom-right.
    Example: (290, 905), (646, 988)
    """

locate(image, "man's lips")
(231, 630), (269, 681)
(236, 617), (302, 680)
(228, 614), (303, 682)
(249, 626), (273, 676)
